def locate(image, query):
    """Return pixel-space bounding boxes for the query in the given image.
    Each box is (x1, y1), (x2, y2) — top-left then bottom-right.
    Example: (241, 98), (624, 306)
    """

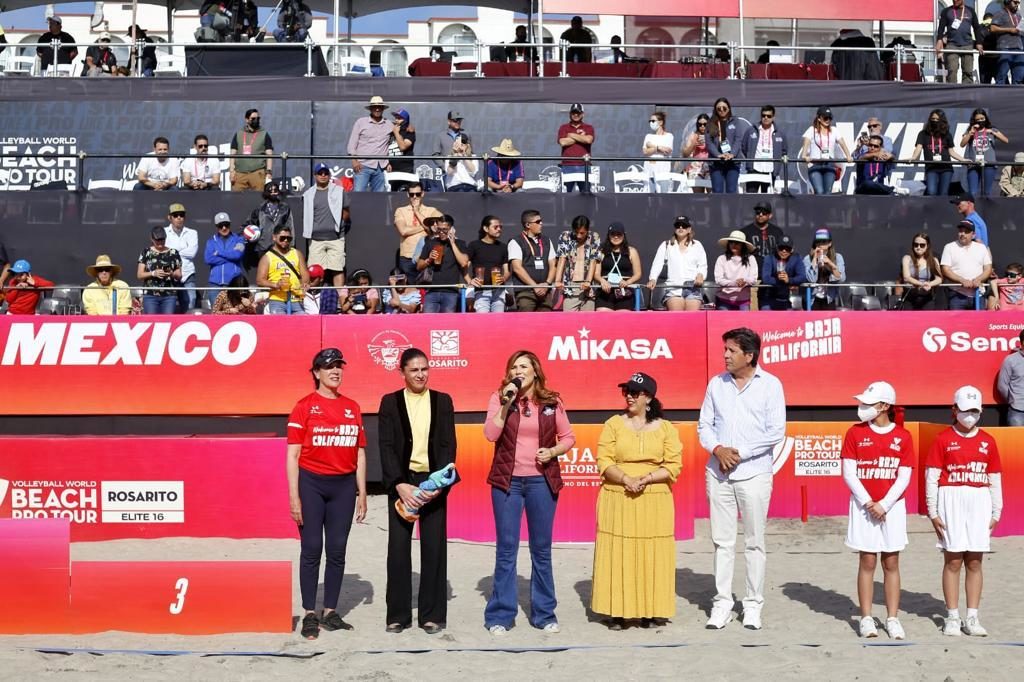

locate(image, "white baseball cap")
(953, 385), (983, 411)
(854, 381), (896, 406)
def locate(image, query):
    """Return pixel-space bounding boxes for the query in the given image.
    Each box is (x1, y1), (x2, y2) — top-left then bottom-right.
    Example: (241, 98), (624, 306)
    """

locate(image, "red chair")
(889, 62), (922, 82)
(747, 64), (770, 80)
(768, 63), (808, 80)
(807, 64), (836, 80)
(539, 62), (562, 77)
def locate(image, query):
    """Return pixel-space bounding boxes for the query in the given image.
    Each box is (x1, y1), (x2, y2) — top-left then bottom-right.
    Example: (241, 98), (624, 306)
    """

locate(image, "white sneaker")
(542, 622), (560, 633)
(962, 616), (988, 637)
(859, 616), (878, 638)
(886, 617), (905, 640)
(488, 625), (508, 636)
(706, 606), (734, 630)
(742, 608), (762, 630)
(942, 616), (963, 636)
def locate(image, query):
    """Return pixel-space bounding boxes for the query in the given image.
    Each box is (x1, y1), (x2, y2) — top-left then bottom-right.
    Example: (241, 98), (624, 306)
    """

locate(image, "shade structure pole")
(538, 0), (544, 78)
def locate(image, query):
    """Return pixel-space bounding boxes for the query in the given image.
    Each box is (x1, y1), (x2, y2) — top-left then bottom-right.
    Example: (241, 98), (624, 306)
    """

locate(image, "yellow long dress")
(591, 415), (683, 619)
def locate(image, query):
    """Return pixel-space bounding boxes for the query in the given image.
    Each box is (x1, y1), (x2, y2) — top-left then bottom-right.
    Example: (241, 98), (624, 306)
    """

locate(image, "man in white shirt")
(134, 136), (181, 191)
(940, 220), (993, 310)
(164, 202), (199, 311)
(182, 134), (222, 191)
(698, 327), (786, 632)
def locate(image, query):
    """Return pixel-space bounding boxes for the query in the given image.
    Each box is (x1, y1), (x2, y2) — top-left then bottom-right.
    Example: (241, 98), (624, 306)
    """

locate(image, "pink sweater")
(484, 392), (576, 477)
(714, 254), (759, 304)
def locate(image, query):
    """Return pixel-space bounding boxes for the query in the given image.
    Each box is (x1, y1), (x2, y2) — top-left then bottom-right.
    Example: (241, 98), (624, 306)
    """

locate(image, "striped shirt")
(698, 365), (787, 481)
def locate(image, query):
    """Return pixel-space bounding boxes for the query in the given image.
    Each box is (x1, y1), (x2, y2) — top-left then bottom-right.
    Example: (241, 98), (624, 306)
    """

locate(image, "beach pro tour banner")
(0, 312), (1019, 415)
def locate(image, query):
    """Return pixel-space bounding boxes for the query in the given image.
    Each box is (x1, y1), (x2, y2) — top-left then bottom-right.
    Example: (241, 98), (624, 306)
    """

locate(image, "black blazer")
(378, 388), (457, 496)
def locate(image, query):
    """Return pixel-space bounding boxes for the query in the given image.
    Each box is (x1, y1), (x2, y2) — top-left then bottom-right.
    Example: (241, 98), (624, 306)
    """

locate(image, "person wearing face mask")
(642, 111), (674, 193)
(841, 382), (915, 640)
(926, 385), (1003, 638)
(230, 108), (274, 192)
(960, 108), (1008, 197)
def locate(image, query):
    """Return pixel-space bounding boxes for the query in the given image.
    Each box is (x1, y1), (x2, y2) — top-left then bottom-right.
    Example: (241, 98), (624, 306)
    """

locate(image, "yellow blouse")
(597, 415), (682, 488)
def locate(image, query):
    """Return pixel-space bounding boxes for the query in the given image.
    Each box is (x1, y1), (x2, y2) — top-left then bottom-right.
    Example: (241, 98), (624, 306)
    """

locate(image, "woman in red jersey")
(287, 347), (367, 640)
(841, 381), (914, 640)
(926, 385), (1003, 638)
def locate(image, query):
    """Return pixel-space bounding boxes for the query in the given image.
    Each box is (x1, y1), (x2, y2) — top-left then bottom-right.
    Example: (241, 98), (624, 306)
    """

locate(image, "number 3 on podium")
(169, 577), (189, 615)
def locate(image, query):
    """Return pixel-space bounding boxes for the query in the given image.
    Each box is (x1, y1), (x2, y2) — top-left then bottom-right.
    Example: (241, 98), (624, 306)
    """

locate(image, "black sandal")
(300, 612), (320, 640)
(321, 611), (353, 631)
(607, 617), (626, 631)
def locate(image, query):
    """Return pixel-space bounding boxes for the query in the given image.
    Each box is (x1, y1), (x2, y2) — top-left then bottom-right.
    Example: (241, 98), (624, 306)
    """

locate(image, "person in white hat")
(347, 96), (392, 193)
(714, 230), (758, 310)
(84, 31), (117, 76)
(998, 151), (1024, 197)
(925, 385), (1004, 637)
(83, 254), (132, 315)
(840, 381), (915, 640)
(36, 15), (77, 72)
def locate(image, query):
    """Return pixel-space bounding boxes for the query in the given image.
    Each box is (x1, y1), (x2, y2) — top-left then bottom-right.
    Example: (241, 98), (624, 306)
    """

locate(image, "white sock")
(967, 608), (979, 620)
(947, 609), (960, 620)
(887, 615), (899, 622)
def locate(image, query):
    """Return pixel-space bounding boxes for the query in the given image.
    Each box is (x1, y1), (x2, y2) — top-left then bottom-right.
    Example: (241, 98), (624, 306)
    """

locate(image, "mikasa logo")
(548, 327), (673, 361)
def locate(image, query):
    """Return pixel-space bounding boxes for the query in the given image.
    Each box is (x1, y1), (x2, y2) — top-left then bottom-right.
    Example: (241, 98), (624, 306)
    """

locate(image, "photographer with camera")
(445, 133), (479, 192)
(274, 0), (313, 43)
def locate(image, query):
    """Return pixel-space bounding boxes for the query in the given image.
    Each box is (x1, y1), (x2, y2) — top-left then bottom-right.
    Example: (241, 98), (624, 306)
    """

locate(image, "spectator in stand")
(137, 226), (182, 315)
(681, 114), (711, 193)
(164, 203), (199, 312)
(387, 108), (417, 192)
(761, 235), (807, 311)
(487, 139), (525, 193)
(273, 0), (312, 43)
(978, 14), (999, 84)
(213, 274), (259, 315)
(302, 265), (339, 315)
(560, 16), (593, 63)
(303, 163), (348, 288)
(416, 215), (468, 313)
(339, 268), (380, 315)
(36, 16), (77, 72)
(741, 105), (787, 194)
(247, 181), (294, 263)
(229, 108), (274, 192)
(898, 233), (943, 310)
(951, 192), (989, 246)
(830, 28), (884, 80)
(803, 228), (847, 310)
(126, 25), (157, 77)
(466, 214), (509, 314)
(554, 214), (601, 312)
(134, 137), (181, 191)
(204, 211), (246, 306)
(506, 24), (537, 62)
(182, 135), (222, 191)
(999, 152), (1024, 196)
(714, 230), (759, 311)
(394, 183), (442, 281)
(643, 111), (674, 193)
(756, 40), (780, 64)
(940, 220), (993, 311)
(445, 133), (479, 192)
(741, 201), (784, 272)
(83, 254), (132, 316)
(911, 110), (965, 197)
(853, 118), (894, 157)
(594, 222), (642, 312)
(558, 104), (595, 192)
(433, 110), (465, 189)
(382, 267), (421, 314)
(257, 224), (309, 315)
(84, 32), (117, 76)
(706, 98), (748, 194)
(647, 215), (708, 312)
(996, 330), (1024, 425)
(800, 107), (852, 195)
(988, 262), (1024, 311)
(854, 135), (898, 195)
(509, 209), (556, 312)
(610, 35), (630, 63)
(991, 0), (1024, 84)
(961, 108), (1008, 198)
(935, 0), (983, 84)
(348, 96), (392, 193)
(3, 260), (53, 315)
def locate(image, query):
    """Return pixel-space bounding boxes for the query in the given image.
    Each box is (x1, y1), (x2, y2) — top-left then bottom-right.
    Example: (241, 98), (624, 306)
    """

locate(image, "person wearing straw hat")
(348, 96), (393, 193)
(714, 230), (759, 311)
(83, 255), (132, 316)
(486, 139), (525, 193)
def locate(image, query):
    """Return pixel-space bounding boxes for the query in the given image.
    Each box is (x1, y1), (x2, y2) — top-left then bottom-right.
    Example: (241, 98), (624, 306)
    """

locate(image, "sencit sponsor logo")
(1, 321), (257, 366)
(921, 326), (1022, 353)
(548, 327), (672, 361)
(760, 318), (843, 365)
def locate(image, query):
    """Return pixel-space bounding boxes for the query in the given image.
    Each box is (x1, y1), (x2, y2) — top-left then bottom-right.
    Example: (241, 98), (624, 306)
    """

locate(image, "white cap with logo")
(953, 385), (983, 411)
(854, 381), (896, 406)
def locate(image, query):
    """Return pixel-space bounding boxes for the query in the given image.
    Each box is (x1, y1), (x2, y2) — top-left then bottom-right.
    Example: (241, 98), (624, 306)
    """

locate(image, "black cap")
(951, 192), (975, 204)
(618, 372), (657, 397)
(816, 105), (833, 118)
(311, 348), (346, 370)
(569, 103), (585, 113)
(754, 200), (772, 214)
(447, 110), (464, 121)
(956, 220), (976, 232)
(673, 215), (692, 228)
(778, 235), (794, 249)
(607, 221), (626, 235)
(150, 226), (166, 240)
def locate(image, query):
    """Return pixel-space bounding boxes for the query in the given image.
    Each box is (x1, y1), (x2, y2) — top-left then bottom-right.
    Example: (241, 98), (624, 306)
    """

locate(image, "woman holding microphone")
(484, 350), (576, 635)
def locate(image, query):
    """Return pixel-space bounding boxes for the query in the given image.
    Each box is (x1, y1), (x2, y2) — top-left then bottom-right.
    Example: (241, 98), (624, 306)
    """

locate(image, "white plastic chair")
(613, 170), (650, 193)
(520, 180), (558, 192)
(43, 63), (76, 77)
(690, 177), (712, 192)
(5, 56), (39, 76)
(560, 167), (600, 192)
(335, 56), (372, 77)
(154, 54), (185, 77)
(652, 172), (691, 193)
(385, 171), (421, 188)
(738, 172), (774, 194)
(87, 179), (134, 191)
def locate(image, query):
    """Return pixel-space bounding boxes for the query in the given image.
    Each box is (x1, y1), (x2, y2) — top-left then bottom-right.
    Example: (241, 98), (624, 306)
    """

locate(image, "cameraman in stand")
(274, 0), (313, 43)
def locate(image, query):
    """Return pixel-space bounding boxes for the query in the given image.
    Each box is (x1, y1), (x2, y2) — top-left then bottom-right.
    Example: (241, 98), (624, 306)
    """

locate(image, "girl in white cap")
(926, 385), (1003, 637)
(841, 381), (915, 639)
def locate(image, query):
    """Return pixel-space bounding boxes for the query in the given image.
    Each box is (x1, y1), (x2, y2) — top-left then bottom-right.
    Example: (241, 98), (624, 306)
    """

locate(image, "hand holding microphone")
(501, 377), (523, 405)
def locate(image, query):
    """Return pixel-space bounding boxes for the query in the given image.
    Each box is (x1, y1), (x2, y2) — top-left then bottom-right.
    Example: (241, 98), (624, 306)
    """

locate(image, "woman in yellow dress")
(592, 372), (682, 630)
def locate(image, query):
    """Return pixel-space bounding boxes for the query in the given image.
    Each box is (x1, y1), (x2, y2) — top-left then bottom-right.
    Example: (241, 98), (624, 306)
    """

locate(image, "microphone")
(501, 377), (523, 405)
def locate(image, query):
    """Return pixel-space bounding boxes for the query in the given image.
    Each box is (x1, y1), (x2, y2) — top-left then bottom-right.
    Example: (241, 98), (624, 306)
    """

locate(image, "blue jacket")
(762, 252), (808, 303)
(204, 232), (246, 285)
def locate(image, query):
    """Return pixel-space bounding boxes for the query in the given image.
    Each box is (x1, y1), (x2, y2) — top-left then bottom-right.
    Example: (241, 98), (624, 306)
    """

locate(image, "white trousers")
(706, 470), (773, 611)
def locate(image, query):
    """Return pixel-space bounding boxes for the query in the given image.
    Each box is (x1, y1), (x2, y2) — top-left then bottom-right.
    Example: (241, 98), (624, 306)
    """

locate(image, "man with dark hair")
(230, 108), (274, 191)
(508, 210), (556, 312)
(134, 137), (180, 191)
(741, 201), (784, 272)
(257, 224), (309, 315)
(183, 134), (222, 190)
(996, 330), (1024, 426)
(394, 182), (443, 281)
(560, 16), (592, 63)
(36, 16), (77, 72)
(936, 0), (983, 83)
(741, 105), (787, 194)
(416, 214), (469, 313)
(378, 348), (457, 634)
(991, 0), (1024, 84)
(558, 103), (594, 192)
(854, 135), (897, 195)
(698, 327), (786, 632)
(465, 215), (509, 313)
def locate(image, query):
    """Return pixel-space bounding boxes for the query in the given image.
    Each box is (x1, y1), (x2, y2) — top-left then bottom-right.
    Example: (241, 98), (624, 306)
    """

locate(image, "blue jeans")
(142, 294), (177, 314)
(966, 166), (998, 197)
(485, 477), (558, 629)
(996, 51), (1024, 84)
(176, 276), (195, 312)
(947, 291), (977, 311)
(423, 290), (459, 313)
(709, 162), (739, 193)
(1009, 407), (1024, 427)
(353, 166), (387, 192)
(808, 164), (835, 195)
(267, 300), (306, 314)
(925, 169), (953, 196)
(273, 28), (308, 43)
(473, 289), (506, 313)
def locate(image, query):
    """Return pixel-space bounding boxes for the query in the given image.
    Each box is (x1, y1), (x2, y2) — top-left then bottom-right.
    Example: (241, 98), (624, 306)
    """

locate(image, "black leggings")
(298, 468), (356, 611)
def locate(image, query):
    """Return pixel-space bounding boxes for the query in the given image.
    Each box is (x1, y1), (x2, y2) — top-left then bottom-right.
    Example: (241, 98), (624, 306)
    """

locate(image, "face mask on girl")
(650, 121), (660, 132)
(956, 410), (980, 430)
(857, 403), (880, 423)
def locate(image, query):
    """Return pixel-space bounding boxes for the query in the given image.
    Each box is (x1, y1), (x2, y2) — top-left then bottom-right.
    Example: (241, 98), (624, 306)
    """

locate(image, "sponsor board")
(790, 434), (843, 477)
(0, 477), (183, 524)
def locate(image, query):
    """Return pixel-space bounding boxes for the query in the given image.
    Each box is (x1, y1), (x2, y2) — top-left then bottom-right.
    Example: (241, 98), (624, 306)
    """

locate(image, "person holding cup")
(760, 235), (807, 310)
(465, 215), (509, 313)
(416, 214), (469, 313)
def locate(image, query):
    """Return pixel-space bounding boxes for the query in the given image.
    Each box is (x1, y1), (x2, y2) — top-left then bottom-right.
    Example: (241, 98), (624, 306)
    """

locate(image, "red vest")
(487, 401), (563, 494)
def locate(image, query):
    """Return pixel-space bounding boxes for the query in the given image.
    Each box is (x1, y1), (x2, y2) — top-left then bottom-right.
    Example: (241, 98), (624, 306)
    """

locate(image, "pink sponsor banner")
(0, 437), (295, 541)
(543, 0), (930, 20)
(0, 518), (71, 633)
